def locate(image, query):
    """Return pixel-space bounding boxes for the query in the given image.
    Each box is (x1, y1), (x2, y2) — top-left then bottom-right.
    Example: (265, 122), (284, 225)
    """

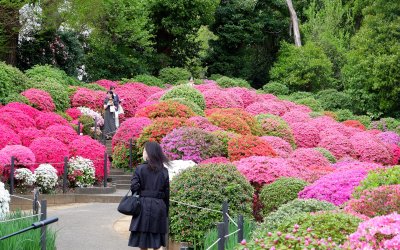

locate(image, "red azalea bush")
(45, 125), (78, 145)
(318, 133), (356, 159)
(71, 88), (105, 110)
(350, 132), (392, 165)
(256, 114), (296, 146)
(185, 116), (220, 132)
(226, 87), (258, 107)
(345, 185), (400, 218)
(281, 111), (311, 125)
(245, 101), (287, 116)
(0, 124), (21, 149)
(69, 136), (108, 180)
(65, 108), (82, 120)
(391, 144), (400, 165)
(203, 89), (242, 109)
(35, 112), (69, 130)
(135, 100), (195, 119)
(298, 169), (368, 206)
(343, 120), (367, 130)
(290, 122), (320, 148)
(288, 148), (331, 170)
(0, 145), (36, 171)
(0, 109), (36, 132)
(199, 157), (230, 165)
(5, 102), (41, 118)
(112, 117), (152, 148)
(207, 112), (252, 135)
(261, 136), (293, 158)
(94, 79), (119, 89)
(228, 135), (276, 161)
(18, 127), (45, 147)
(29, 137), (69, 174)
(21, 88), (55, 112)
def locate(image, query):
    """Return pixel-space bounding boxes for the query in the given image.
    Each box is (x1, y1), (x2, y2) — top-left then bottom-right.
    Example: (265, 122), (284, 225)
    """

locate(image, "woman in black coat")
(129, 141), (170, 250)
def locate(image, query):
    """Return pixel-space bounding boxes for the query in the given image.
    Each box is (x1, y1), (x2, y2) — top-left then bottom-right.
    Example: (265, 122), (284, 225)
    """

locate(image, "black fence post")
(77, 122), (81, 135)
(40, 200), (47, 250)
(63, 157), (68, 193)
(10, 156), (15, 195)
(129, 139), (133, 172)
(222, 201), (229, 243)
(103, 152), (108, 187)
(94, 117), (98, 140)
(33, 188), (39, 215)
(237, 215), (244, 243)
(217, 222), (225, 250)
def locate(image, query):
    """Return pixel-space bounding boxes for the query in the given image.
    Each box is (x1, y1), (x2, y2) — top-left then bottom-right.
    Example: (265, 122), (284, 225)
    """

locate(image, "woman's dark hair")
(106, 91), (114, 98)
(144, 141), (169, 171)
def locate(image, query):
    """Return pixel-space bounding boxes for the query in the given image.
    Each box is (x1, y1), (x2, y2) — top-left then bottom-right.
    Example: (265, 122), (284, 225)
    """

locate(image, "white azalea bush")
(77, 107), (104, 126)
(165, 160), (197, 181)
(34, 164), (58, 193)
(0, 181), (10, 219)
(15, 168), (36, 187)
(68, 156), (95, 187)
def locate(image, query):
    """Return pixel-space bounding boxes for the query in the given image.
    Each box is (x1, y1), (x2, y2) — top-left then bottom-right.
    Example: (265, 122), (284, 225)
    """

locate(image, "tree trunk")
(286, 0), (301, 47)
(0, 4), (22, 66)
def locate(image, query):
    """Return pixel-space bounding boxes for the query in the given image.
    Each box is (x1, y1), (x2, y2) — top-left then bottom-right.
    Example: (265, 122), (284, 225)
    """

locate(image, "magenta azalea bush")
(261, 136), (293, 158)
(332, 160), (385, 172)
(298, 169), (368, 206)
(94, 79), (118, 89)
(226, 87), (258, 107)
(281, 110), (311, 125)
(0, 108), (36, 132)
(18, 127), (45, 147)
(245, 100), (287, 116)
(290, 122), (320, 148)
(199, 157), (230, 165)
(289, 148), (331, 170)
(35, 112), (69, 130)
(203, 89), (242, 109)
(161, 127), (225, 163)
(112, 117), (152, 148)
(45, 125), (78, 145)
(0, 124), (21, 149)
(71, 88), (105, 110)
(5, 102), (41, 118)
(185, 116), (221, 132)
(21, 88), (55, 112)
(65, 108), (82, 120)
(113, 87), (146, 118)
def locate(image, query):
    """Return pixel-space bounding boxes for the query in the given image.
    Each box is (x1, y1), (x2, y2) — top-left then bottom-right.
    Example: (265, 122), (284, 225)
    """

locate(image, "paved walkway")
(48, 203), (137, 250)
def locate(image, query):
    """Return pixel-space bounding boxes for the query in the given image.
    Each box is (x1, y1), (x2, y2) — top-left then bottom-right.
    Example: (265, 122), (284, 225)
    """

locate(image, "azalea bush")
(226, 87), (258, 107)
(21, 88), (55, 112)
(5, 102), (40, 119)
(161, 127), (224, 163)
(65, 108), (81, 120)
(185, 116), (220, 132)
(207, 112), (251, 135)
(377, 131), (400, 145)
(260, 136), (293, 158)
(343, 120), (366, 130)
(260, 177), (308, 216)
(203, 89), (242, 109)
(0, 124), (21, 149)
(262, 81), (290, 95)
(18, 127), (45, 147)
(0, 181), (10, 218)
(94, 79), (119, 89)
(369, 117), (400, 133)
(215, 76), (251, 88)
(112, 144), (129, 169)
(135, 100), (195, 119)
(14, 168), (36, 189)
(282, 111), (311, 125)
(67, 156), (96, 187)
(129, 74), (164, 87)
(169, 164), (253, 247)
(318, 133), (355, 159)
(71, 88), (105, 110)
(228, 135), (276, 161)
(0, 145), (36, 170)
(350, 132), (392, 165)
(112, 117), (152, 148)
(256, 114), (295, 146)
(113, 87), (146, 118)
(165, 160), (196, 180)
(0, 108), (36, 132)
(245, 100), (287, 116)
(158, 67), (191, 85)
(315, 147), (337, 163)
(77, 107), (104, 127)
(290, 122), (320, 148)
(160, 85), (205, 110)
(198, 157), (230, 165)
(35, 112), (69, 130)
(289, 148), (331, 170)
(31, 79), (70, 111)
(45, 125), (78, 145)
(34, 164), (58, 193)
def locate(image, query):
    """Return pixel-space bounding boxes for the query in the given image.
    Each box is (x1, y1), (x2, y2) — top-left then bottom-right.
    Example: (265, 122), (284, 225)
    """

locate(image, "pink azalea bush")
(69, 136), (109, 180)
(0, 124), (21, 149)
(0, 145), (36, 171)
(45, 125), (78, 145)
(344, 213), (400, 249)
(21, 88), (55, 111)
(5, 102), (40, 118)
(226, 87), (258, 107)
(94, 79), (118, 89)
(199, 157), (230, 165)
(245, 101), (287, 116)
(318, 133), (356, 159)
(35, 112), (69, 130)
(112, 117), (152, 148)
(298, 169), (368, 206)
(18, 127), (46, 147)
(290, 122), (320, 148)
(194, 82), (221, 93)
(281, 110), (311, 125)
(350, 132), (392, 165)
(288, 148), (331, 170)
(332, 160), (385, 172)
(377, 131), (400, 145)
(146, 91), (165, 102)
(0, 109), (36, 132)
(161, 127), (225, 163)
(203, 89), (242, 109)
(29, 137), (69, 174)
(113, 87), (146, 118)
(260, 136), (293, 158)
(65, 108), (82, 120)
(71, 88), (105, 110)
(185, 116), (221, 132)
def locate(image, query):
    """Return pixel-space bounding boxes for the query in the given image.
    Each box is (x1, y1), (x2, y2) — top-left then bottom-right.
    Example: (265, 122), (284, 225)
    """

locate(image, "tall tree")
(286, 0), (302, 46)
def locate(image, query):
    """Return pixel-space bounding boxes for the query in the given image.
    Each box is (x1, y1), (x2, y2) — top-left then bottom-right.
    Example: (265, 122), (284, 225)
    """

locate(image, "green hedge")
(159, 67), (191, 85)
(0, 62), (30, 103)
(161, 85), (205, 110)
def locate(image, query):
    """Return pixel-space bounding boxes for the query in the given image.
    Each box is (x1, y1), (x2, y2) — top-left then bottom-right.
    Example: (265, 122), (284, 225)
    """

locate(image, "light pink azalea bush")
(35, 112), (69, 130)
(261, 136), (293, 158)
(0, 124), (21, 149)
(226, 87), (258, 107)
(344, 213), (400, 249)
(290, 122), (320, 148)
(194, 82), (221, 93)
(350, 132), (392, 165)
(199, 157), (230, 165)
(94, 79), (118, 89)
(289, 148), (331, 170)
(298, 169), (368, 206)
(21, 89), (55, 111)
(332, 160), (385, 172)
(203, 89), (242, 109)
(0, 145), (36, 172)
(45, 125), (78, 145)
(377, 131), (400, 145)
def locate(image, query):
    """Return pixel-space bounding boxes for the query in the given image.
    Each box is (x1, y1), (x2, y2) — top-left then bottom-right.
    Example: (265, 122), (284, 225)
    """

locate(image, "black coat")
(129, 163), (169, 233)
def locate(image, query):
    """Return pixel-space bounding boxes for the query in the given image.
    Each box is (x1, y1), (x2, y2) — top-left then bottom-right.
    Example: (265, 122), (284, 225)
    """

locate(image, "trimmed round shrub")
(0, 109), (36, 132)
(350, 132), (392, 165)
(35, 112), (69, 130)
(314, 147), (337, 163)
(353, 115), (372, 128)
(112, 144), (130, 169)
(131, 74), (164, 87)
(169, 164), (254, 246)
(0, 62), (30, 102)
(45, 125), (78, 145)
(260, 136), (293, 158)
(215, 76), (251, 88)
(184, 116), (220, 132)
(30, 79), (70, 111)
(346, 185), (400, 218)
(298, 169), (368, 206)
(318, 133), (355, 159)
(161, 85), (205, 110)
(69, 136), (108, 180)
(112, 117), (152, 148)
(71, 88), (105, 110)
(5, 102), (40, 119)
(29, 137), (69, 174)
(245, 101), (288, 116)
(260, 177), (308, 216)
(18, 127), (45, 147)
(228, 136), (276, 161)
(25, 64), (79, 86)
(344, 213), (400, 249)
(289, 148), (331, 170)
(316, 89), (352, 111)
(262, 81), (289, 95)
(21, 88), (55, 112)
(135, 100), (195, 119)
(369, 117), (400, 133)
(256, 114), (296, 147)
(158, 67), (191, 85)
(203, 89), (242, 109)
(207, 112), (251, 135)
(161, 127), (224, 163)
(290, 122), (320, 148)
(211, 130), (238, 157)
(83, 83), (107, 91)
(294, 97), (323, 112)
(0, 145), (36, 170)
(169, 98), (204, 116)
(259, 198), (337, 232)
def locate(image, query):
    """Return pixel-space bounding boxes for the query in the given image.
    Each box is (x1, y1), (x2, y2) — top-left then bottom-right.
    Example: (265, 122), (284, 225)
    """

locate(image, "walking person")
(103, 91), (117, 139)
(110, 86), (122, 128)
(129, 141), (170, 250)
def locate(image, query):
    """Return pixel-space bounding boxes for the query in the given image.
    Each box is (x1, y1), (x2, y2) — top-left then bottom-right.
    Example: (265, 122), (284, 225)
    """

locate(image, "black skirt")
(128, 232), (166, 248)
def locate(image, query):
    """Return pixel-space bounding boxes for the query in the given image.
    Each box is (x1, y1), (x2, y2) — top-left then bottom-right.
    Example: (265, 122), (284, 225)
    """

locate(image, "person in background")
(110, 86), (122, 128)
(128, 141), (170, 250)
(103, 91), (117, 139)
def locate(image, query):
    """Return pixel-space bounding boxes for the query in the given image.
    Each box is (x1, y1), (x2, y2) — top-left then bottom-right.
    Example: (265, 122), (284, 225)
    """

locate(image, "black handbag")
(117, 190), (141, 216)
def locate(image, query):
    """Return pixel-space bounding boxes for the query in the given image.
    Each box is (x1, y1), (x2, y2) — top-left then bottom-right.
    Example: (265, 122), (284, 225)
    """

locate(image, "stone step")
(116, 183), (131, 189)
(109, 175), (132, 181)
(109, 168), (126, 175)
(116, 180), (131, 185)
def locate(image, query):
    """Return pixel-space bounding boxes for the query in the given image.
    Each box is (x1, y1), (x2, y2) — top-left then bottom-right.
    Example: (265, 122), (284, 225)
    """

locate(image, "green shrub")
(209, 74), (224, 80)
(260, 178), (308, 216)
(259, 198), (337, 232)
(270, 42), (336, 92)
(57, 112), (72, 122)
(316, 89), (352, 111)
(210, 130), (237, 157)
(169, 164), (254, 247)
(170, 98), (204, 116)
(121, 74), (165, 87)
(161, 85), (205, 110)
(0, 62), (30, 102)
(353, 115), (372, 128)
(25, 64), (80, 86)
(158, 67), (191, 85)
(276, 212), (361, 244)
(309, 112), (324, 118)
(78, 115), (94, 136)
(256, 114), (296, 147)
(369, 117), (400, 133)
(353, 165), (400, 198)
(314, 147), (337, 163)
(287, 91), (314, 101)
(2, 93), (31, 105)
(31, 78), (70, 111)
(83, 83), (107, 91)
(294, 97), (323, 112)
(216, 76), (251, 88)
(262, 81), (289, 95)
(112, 144), (130, 169)
(334, 109), (355, 122)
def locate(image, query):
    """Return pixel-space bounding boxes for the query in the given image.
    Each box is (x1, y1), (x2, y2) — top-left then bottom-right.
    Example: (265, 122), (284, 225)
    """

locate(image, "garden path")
(48, 203), (137, 250)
